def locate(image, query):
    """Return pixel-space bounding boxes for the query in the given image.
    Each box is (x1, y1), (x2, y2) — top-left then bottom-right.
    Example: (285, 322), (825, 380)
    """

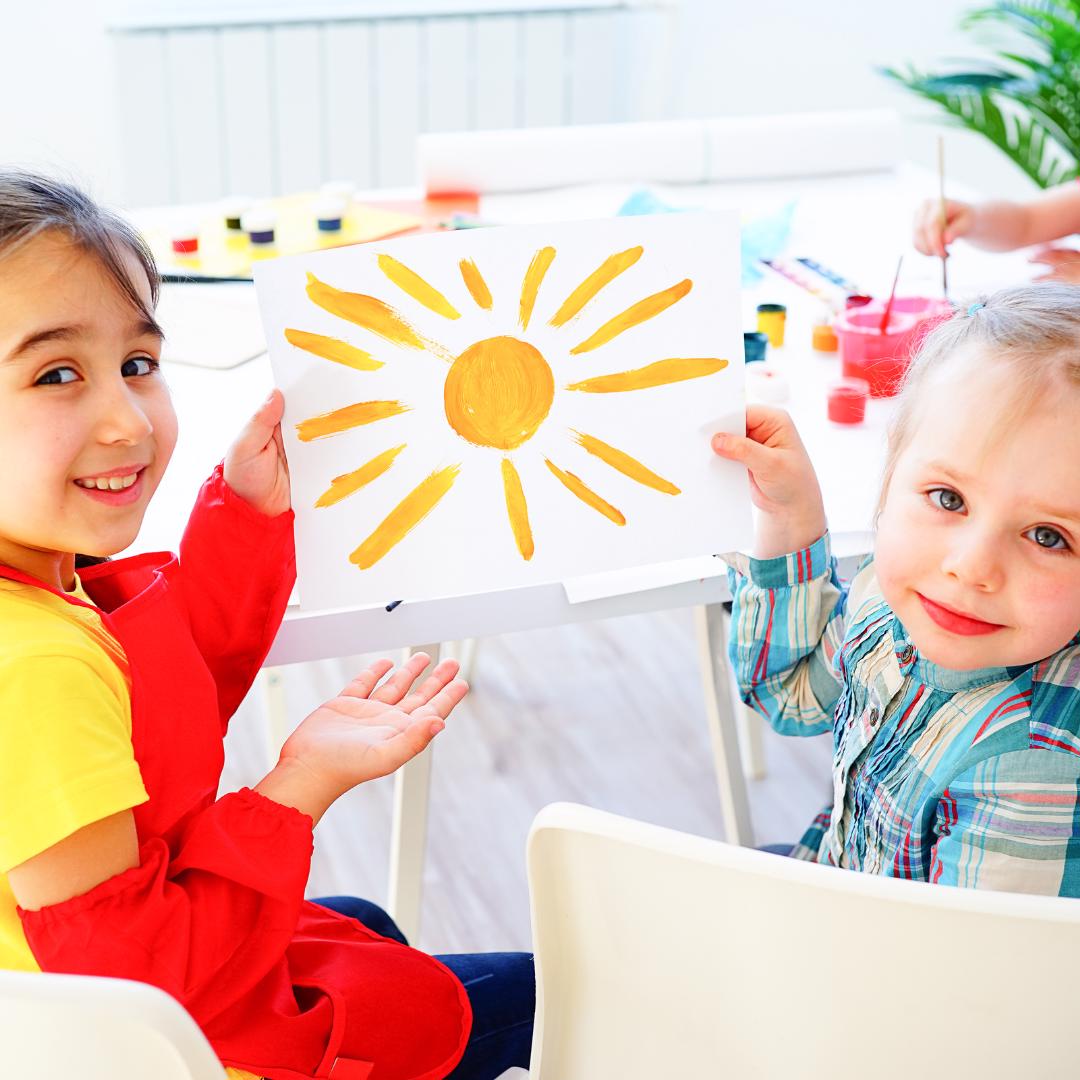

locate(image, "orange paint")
(459, 258), (493, 310)
(377, 254), (461, 320)
(573, 431), (680, 495)
(549, 246), (643, 328)
(304, 272), (451, 360)
(314, 444), (406, 508)
(570, 279), (693, 355)
(501, 458), (534, 560)
(444, 336), (554, 450)
(349, 464), (460, 569)
(284, 328), (383, 372)
(566, 357), (728, 394)
(296, 399), (409, 442)
(519, 246), (556, 330)
(544, 459), (626, 526)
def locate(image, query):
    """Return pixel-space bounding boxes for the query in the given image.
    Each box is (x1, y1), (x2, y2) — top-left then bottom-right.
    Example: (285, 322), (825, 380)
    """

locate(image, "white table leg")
(693, 605), (755, 847)
(260, 667), (289, 769)
(386, 643), (441, 944)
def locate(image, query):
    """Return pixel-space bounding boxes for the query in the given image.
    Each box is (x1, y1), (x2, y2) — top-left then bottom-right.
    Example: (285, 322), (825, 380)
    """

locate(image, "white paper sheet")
(254, 213), (752, 611)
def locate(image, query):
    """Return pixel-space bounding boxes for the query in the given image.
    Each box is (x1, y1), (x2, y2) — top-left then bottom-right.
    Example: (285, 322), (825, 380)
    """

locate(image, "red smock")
(3, 466), (471, 1080)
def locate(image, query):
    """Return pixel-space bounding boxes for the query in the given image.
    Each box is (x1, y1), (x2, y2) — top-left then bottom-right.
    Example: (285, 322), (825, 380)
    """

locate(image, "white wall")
(0, 0), (1040, 204)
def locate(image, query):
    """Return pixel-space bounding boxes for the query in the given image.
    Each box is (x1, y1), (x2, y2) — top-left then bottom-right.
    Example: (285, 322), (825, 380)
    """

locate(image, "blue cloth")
(314, 896), (534, 1079)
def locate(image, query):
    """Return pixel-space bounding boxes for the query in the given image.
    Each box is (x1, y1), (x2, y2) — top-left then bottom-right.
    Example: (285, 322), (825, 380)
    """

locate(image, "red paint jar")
(827, 378), (870, 424)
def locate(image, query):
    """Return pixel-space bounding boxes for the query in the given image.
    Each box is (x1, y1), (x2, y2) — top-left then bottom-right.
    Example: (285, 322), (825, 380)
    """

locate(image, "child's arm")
(712, 407), (846, 735)
(176, 390), (295, 726)
(913, 183), (1080, 256)
(10, 655), (465, 1020)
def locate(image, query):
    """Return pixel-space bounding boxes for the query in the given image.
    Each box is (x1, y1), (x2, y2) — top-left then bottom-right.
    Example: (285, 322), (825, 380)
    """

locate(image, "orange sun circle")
(443, 335), (554, 450)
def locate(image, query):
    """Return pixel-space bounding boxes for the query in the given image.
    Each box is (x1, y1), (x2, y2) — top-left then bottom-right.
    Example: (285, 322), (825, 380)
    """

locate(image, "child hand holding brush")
(913, 182), (1080, 283)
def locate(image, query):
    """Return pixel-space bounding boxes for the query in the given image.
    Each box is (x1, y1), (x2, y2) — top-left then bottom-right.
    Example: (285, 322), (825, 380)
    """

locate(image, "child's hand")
(224, 389), (291, 517)
(275, 654), (467, 811)
(1029, 245), (1080, 283)
(913, 197), (974, 257)
(712, 406), (826, 559)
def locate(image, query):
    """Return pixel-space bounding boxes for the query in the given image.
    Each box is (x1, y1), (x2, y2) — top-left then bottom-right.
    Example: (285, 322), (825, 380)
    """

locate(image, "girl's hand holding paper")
(223, 387), (292, 516)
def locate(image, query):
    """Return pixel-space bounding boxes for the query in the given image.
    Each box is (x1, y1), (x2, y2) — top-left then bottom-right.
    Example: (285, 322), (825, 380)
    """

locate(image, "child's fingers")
(229, 389), (285, 461)
(397, 658), (461, 713)
(711, 431), (774, 475)
(369, 652), (431, 705)
(416, 678), (469, 721)
(379, 714), (447, 772)
(340, 658), (395, 699)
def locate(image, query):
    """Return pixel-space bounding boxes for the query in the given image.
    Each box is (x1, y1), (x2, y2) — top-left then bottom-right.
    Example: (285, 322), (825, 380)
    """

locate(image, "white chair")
(527, 802), (1080, 1079)
(0, 970), (226, 1079)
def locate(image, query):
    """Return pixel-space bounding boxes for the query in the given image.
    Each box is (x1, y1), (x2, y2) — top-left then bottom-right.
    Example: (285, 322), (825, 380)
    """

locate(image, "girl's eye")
(35, 366), (79, 386)
(1025, 525), (1069, 551)
(121, 356), (159, 377)
(928, 487), (965, 513)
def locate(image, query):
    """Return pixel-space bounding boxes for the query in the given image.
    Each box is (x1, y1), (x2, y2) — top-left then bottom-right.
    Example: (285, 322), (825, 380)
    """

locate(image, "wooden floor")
(221, 605), (833, 956)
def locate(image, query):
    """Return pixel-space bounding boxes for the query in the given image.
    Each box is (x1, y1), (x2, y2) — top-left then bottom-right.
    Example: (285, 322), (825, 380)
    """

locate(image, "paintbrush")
(880, 255), (904, 334)
(938, 135), (949, 299)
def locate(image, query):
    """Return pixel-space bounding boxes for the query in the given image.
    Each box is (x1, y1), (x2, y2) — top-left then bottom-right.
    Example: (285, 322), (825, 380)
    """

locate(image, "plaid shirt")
(726, 533), (1080, 895)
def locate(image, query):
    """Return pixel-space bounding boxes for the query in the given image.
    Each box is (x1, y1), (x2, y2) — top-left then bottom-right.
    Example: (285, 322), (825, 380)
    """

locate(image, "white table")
(133, 162), (1032, 938)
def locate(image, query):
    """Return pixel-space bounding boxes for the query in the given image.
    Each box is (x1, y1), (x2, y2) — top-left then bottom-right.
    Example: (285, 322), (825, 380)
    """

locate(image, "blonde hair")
(878, 283), (1080, 512)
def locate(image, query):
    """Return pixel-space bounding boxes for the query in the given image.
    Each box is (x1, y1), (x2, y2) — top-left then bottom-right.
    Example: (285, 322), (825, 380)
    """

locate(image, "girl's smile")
(0, 232), (177, 590)
(915, 592), (1006, 637)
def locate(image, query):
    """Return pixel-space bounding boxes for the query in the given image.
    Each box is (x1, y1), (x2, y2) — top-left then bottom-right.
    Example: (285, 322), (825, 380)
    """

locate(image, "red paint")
(827, 378), (869, 424)
(171, 236), (199, 255)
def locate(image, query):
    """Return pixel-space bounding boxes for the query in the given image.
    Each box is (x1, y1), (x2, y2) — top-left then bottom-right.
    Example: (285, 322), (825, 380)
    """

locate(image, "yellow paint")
(284, 328), (383, 372)
(459, 258), (493, 310)
(501, 458), (534, 560)
(314, 444), (406, 508)
(350, 464), (461, 569)
(549, 246), (643, 328)
(296, 399), (409, 442)
(444, 336), (554, 450)
(570, 279), (693, 355)
(573, 431), (681, 495)
(519, 246), (556, 330)
(305, 272), (451, 360)
(377, 254), (461, 320)
(756, 307), (786, 347)
(544, 459), (626, 526)
(566, 357), (728, 394)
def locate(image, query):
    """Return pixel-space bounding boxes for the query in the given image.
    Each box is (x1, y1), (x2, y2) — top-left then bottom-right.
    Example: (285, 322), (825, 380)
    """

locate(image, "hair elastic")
(967, 301), (985, 316)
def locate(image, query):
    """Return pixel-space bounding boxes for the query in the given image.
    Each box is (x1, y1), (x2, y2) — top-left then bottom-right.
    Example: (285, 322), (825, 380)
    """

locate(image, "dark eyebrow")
(4, 316), (164, 364)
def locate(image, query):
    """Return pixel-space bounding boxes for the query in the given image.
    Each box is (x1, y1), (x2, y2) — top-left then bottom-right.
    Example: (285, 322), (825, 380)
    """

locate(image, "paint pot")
(745, 364), (789, 404)
(170, 222), (199, 256)
(242, 207), (277, 246)
(320, 180), (356, 203)
(835, 296), (952, 397)
(827, 378), (870, 424)
(756, 303), (786, 347)
(222, 197), (251, 231)
(846, 294), (873, 309)
(743, 331), (769, 364)
(314, 195), (346, 232)
(812, 322), (838, 352)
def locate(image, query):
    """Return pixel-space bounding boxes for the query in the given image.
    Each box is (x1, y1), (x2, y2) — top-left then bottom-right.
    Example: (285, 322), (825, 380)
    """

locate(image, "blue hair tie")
(967, 301), (984, 316)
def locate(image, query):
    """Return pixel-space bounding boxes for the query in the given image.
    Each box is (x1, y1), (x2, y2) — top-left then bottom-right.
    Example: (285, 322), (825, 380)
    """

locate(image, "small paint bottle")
(812, 321), (838, 352)
(827, 378), (870, 424)
(222, 197), (252, 232)
(845, 293), (873, 309)
(743, 331), (769, 364)
(756, 303), (786, 347)
(170, 222), (200, 256)
(242, 207), (277, 246)
(314, 195), (346, 233)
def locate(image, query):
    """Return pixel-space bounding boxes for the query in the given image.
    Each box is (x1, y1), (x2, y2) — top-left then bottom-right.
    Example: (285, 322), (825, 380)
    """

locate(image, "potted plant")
(884, 1), (1080, 188)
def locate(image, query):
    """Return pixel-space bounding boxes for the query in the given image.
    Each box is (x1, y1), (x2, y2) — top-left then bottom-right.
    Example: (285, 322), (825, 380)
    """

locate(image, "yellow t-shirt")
(0, 575), (148, 971)
(0, 576), (262, 1080)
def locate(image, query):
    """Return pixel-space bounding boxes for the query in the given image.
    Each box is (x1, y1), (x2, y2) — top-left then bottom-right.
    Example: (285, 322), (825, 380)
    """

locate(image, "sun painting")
(282, 243), (729, 573)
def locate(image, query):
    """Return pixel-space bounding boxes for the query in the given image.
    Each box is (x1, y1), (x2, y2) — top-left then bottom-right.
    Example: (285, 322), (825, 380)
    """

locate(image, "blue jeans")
(314, 896), (534, 1079)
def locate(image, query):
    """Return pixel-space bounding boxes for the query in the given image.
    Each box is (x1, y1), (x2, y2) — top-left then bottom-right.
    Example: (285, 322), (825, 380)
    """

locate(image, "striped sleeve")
(724, 532), (846, 737)
(930, 749), (1080, 896)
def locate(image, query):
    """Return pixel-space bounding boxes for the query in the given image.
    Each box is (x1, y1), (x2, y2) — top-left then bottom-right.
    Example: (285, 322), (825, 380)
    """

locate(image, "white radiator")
(109, 2), (673, 205)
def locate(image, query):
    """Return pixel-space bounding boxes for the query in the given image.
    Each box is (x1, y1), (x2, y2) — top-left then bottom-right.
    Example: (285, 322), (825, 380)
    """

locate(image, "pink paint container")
(834, 296), (952, 397)
(827, 378), (870, 424)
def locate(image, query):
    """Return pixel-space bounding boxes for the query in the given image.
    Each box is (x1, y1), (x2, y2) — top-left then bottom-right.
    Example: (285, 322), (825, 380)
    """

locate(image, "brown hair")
(0, 169), (160, 326)
(879, 283), (1080, 512)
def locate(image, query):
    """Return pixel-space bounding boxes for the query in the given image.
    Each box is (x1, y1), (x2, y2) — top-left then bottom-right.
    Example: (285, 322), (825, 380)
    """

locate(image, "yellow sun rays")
(288, 241), (728, 571)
